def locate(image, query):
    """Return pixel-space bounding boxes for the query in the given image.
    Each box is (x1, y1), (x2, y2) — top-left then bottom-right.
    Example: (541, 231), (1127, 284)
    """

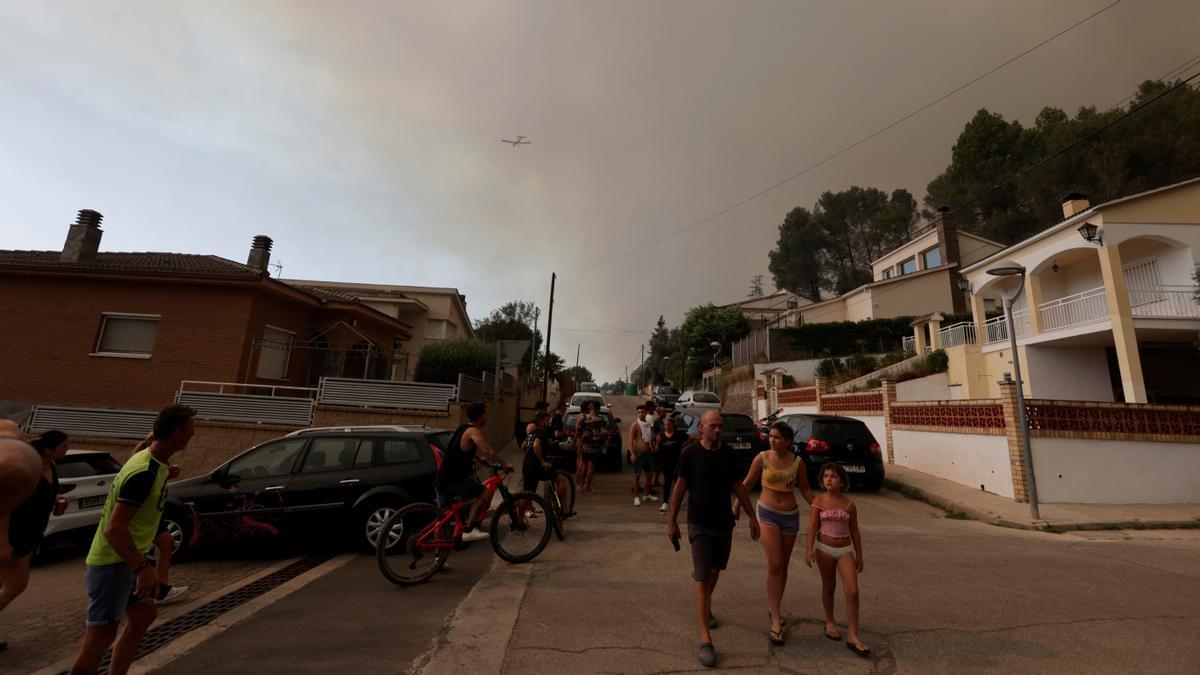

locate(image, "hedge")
(777, 317), (915, 358)
(415, 339), (495, 385)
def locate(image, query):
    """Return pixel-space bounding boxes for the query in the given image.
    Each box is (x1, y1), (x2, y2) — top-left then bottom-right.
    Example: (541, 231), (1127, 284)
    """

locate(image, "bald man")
(0, 422), (43, 564)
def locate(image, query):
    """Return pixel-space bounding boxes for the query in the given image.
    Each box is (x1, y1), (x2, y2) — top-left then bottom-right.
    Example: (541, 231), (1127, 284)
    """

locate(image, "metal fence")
(177, 381), (317, 426)
(26, 405), (156, 439)
(317, 377), (457, 412)
(457, 373), (486, 402)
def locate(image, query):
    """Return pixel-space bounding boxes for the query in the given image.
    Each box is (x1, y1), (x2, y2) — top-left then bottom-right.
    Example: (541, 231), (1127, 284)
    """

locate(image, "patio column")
(913, 324), (928, 355)
(1096, 244), (1148, 403)
(929, 316), (943, 349)
(969, 292), (987, 346)
(1025, 272), (1045, 334)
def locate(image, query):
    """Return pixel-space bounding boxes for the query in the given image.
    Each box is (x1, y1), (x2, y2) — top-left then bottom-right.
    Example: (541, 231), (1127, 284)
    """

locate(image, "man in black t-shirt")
(667, 410), (759, 669)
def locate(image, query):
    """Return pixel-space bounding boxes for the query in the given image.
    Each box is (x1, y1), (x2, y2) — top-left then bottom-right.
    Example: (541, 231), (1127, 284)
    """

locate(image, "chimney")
(936, 206), (967, 314)
(1061, 192), (1090, 218)
(61, 209), (104, 263)
(247, 235), (273, 273)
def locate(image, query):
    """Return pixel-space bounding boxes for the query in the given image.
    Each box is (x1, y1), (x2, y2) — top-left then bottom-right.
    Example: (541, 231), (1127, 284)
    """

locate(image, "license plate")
(731, 442), (751, 450)
(844, 465), (866, 473)
(78, 495), (106, 509)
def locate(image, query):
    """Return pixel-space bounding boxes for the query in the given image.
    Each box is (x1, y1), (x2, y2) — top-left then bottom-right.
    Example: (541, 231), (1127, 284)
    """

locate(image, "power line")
(561, 0), (1123, 277)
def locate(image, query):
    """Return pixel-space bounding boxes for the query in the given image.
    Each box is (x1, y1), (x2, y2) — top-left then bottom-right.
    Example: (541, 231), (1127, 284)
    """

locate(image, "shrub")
(777, 317), (915, 358)
(415, 339), (495, 385)
(926, 349), (949, 373)
(781, 374), (798, 388)
(845, 354), (878, 374)
(879, 351), (908, 367)
(816, 357), (844, 379)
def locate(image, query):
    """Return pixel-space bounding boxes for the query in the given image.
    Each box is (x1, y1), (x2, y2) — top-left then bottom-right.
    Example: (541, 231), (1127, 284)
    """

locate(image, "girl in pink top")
(805, 463), (870, 657)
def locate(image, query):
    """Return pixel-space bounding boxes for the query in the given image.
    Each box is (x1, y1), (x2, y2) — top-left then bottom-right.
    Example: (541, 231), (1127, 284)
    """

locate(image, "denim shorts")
(633, 452), (653, 475)
(756, 503), (801, 535)
(84, 562), (154, 627)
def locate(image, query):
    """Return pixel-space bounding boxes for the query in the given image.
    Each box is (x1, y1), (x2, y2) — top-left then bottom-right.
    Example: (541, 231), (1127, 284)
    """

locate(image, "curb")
(883, 477), (1200, 533)
(129, 553), (355, 674)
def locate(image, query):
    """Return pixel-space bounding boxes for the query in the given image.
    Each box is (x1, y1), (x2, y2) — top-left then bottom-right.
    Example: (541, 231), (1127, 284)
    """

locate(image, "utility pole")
(639, 344), (645, 393)
(531, 305), (539, 389)
(541, 273), (556, 402)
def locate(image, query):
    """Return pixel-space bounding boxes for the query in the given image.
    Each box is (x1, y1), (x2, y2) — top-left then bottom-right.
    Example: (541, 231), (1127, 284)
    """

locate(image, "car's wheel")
(362, 500), (403, 552)
(152, 511), (192, 560)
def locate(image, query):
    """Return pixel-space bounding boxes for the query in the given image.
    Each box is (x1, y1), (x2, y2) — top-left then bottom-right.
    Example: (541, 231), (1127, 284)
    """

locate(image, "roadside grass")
(883, 477), (974, 521)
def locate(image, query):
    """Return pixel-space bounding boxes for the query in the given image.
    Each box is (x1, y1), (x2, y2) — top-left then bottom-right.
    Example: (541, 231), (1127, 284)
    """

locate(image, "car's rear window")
(694, 392), (720, 403)
(657, 387), (679, 395)
(722, 415), (757, 433)
(813, 420), (874, 444)
(57, 453), (123, 479)
(565, 412), (614, 428)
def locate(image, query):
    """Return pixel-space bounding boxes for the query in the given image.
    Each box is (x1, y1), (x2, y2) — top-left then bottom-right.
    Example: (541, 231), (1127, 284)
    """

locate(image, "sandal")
(847, 641), (872, 658)
(824, 627), (841, 641)
(767, 628), (785, 646)
(766, 611), (786, 628)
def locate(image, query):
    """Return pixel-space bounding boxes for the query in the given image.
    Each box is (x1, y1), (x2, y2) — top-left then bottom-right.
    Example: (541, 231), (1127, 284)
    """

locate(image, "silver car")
(676, 390), (722, 412)
(44, 450), (123, 539)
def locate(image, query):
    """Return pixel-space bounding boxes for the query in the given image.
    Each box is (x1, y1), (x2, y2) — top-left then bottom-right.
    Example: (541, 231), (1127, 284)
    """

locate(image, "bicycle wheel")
(489, 492), (553, 563)
(557, 470), (577, 515)
(543, 480), (564, 542)
(377, 502), (448, 586)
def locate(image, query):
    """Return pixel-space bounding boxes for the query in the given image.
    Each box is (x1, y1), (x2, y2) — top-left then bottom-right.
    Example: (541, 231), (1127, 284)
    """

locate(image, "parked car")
(672, 411), (767, 480)
(561, 410), (623, 472)
(651, 385), (681, 408)
(779, 414), (884, 491)
(44, 450), (123, 541)
(676, 390), (721, 412)
(161, 425), (450, 556)
(577, 381), (600, 393)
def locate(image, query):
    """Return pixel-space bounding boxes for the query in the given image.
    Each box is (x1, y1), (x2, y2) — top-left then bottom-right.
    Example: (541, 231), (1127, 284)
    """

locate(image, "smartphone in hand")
(671, 532), (681, 552)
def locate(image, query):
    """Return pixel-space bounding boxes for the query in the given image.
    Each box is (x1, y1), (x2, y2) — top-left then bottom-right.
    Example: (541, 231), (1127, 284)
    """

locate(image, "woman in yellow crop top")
(733, 421), (814, 646)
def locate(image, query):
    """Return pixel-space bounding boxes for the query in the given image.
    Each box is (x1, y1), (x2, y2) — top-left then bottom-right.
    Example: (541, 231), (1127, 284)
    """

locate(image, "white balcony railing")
(1130, 285), (1200, 318)
(902, 335), (916, 354)
(1037, 286), (1109, 331)
(984, 310), (1029, 345)
(937, 321), (977, 349)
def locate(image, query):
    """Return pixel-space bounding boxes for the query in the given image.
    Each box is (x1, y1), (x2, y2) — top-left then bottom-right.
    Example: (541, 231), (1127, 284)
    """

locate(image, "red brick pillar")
(880, 379), (897, 464)
(814, 376), (827, 413)
(998, 378), (1030, 502)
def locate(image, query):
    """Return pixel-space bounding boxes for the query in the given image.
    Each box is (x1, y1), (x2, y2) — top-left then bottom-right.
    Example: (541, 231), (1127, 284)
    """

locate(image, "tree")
(561, 365), (593, 386)
(748, 275), (765, 298)
(768, 206), (824, 301)
(473, 300), (542, 371)
(677, 304), (752, 366)
(925, 79), (1200, 244)
(415, 339), (494, 385)
(534, 351), (564, 380)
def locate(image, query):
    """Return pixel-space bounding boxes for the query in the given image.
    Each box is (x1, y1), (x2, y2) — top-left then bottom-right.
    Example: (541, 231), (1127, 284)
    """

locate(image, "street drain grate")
(96, 552), (335, 674)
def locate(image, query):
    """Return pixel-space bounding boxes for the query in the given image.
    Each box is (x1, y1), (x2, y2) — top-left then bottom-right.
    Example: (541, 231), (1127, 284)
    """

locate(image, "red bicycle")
(376, 462), (553, 586)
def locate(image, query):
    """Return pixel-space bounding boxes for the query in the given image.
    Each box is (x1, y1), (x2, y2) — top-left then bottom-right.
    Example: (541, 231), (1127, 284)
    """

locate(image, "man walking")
(628, 405), (656, 506)
(69, 404), (195, 675)
(667, 410), (759, 668)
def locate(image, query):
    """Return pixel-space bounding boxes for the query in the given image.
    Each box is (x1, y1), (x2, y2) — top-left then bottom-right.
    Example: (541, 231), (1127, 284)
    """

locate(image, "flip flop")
(767, 628), (785, 646)
(824, 628), (841, 641)
(847, 641), (872, 658)
(766, 611), (787, 628)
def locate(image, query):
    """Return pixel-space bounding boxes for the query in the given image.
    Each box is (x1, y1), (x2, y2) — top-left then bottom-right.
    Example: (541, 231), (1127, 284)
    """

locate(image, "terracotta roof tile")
(0, 250), (262, 277)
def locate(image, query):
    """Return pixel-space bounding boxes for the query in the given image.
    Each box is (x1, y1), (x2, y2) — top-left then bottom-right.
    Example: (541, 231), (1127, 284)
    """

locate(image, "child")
(806, 463), (870, 657)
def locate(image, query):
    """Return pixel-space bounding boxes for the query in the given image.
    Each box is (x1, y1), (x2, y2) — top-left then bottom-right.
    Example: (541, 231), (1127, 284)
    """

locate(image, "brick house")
(0, 210), (413, 413)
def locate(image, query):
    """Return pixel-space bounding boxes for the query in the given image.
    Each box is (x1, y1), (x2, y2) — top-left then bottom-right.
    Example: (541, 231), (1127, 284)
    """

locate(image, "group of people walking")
(0, 405), (195, 675)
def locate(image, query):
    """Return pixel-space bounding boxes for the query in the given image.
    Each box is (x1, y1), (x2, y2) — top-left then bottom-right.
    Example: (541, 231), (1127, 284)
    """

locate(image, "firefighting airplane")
(501, 135), (532, 147)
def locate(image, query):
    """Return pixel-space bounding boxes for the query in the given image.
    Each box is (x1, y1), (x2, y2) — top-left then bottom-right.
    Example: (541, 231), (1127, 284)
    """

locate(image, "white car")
(567, 392), (607, 414)
(44, 450), (123, 539)
(676, 390), (722, 412)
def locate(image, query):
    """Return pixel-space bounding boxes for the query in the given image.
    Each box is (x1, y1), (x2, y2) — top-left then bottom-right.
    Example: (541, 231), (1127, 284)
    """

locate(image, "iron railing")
(1037, 286), (1109, 332)
(1129, 285), (1200, 318)
(901, 335), (916, 354)
(936, 321), (976, 349)
(317, 377), (456, 412)
(26, 405), (156, 439)
(984, 310), (1029, 345)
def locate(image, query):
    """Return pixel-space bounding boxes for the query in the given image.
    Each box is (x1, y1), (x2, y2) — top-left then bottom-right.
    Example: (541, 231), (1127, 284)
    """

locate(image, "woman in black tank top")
(1, 430), (70, 633)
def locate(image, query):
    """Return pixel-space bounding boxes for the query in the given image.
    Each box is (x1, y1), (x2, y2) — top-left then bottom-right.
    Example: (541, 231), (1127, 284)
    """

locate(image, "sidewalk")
(885, 464), (1200, 531)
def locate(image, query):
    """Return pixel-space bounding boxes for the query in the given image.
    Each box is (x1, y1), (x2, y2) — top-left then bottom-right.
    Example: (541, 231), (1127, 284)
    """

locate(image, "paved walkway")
(885, 464), (1200, 530)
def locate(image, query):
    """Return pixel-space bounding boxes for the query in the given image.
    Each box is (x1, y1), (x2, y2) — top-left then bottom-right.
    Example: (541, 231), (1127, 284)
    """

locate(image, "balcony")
(1037, 286), (1109, 331)
(1129, 286), (1200, 319)
(937, 321), (977, 349)
(984, 310), (1029, 345)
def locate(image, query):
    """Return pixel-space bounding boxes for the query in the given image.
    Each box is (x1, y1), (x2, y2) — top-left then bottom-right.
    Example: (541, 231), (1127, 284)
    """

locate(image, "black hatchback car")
(162, 425), (450, 556)
(780, 414), (884, 492)
(673, 411), (769, 480)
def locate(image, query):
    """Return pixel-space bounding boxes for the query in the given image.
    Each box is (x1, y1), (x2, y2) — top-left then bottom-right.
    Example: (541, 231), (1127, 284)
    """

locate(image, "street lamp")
(986, 262), (1040, 519)
(709, 341), (721, 391)
(663, 356), (671, 386)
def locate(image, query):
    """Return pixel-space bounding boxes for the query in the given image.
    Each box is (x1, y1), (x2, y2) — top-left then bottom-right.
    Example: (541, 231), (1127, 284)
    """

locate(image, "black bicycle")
(541, 469), (576, 541)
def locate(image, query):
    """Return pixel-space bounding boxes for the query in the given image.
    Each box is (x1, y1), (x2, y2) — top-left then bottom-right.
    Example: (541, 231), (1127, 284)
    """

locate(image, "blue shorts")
(84, 562), (155, 627)
(633, 452), (653, 475)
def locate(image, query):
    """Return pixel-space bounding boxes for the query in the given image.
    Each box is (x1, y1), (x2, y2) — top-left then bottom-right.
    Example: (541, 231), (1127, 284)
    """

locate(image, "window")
(56, 453), (123, 479)
(882, 268), (894, 280)
(229, 439), (307, 479)
(301, 437), (373, 473)
(95, 314), (159, 357)
(899, 257), (918, 275)
(381, 438), (422, 464)
(426, 319), (449, 339)
(920, 246), (941, 269)
(694, 392), (720, 404)
(722, 415), (756, 433)
(256, 326), (295, 380)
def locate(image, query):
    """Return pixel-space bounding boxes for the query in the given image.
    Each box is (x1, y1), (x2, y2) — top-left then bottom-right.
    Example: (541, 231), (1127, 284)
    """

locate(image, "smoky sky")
(1, 0), (1196, 382)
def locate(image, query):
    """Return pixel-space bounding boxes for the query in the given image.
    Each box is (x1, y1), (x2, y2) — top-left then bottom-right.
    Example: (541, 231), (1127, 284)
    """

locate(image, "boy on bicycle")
(435, 402), (512, 542)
